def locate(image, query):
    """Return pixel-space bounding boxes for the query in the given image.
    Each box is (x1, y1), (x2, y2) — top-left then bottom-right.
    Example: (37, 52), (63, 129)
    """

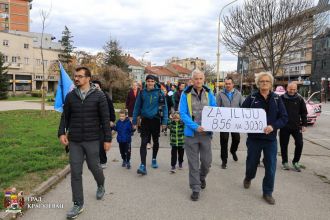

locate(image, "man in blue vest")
(179, 69), (216, 201)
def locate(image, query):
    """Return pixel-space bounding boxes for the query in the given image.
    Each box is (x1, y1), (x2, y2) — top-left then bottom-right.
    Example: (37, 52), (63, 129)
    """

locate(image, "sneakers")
(178, 163), (183, 170)
(263, 194), (275, 205)
(100, 163), (107, 169)
(66, 202), (84, 219)
(243, 178), (251, 189)
(292, 162), (302, 172)
(122, 161), (126, 167)
(190, 191), (199, 201)
(221, 162), (227, 169)
(282, 162), (290, 170)
(232, 152), (238, 161)
(96, 185), (105, 200)
(151, 159), (159, 169)
(126, 161), (131, 169)
(201, 179), (206, 189)
(170, 166), (176, 173)
(137, 164), (147, 175)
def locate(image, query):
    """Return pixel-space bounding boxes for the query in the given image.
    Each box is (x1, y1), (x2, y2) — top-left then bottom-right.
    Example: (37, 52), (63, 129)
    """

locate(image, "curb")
(0, 165), (71, 220)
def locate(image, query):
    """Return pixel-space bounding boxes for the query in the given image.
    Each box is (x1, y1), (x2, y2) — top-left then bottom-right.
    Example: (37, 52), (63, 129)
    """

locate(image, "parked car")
(305, 91), (322, 125)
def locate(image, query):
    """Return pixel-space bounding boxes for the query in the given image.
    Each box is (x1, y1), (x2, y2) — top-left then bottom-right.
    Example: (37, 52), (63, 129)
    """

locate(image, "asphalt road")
(1, 100), (329, 220)
(21, 127), (330, 219)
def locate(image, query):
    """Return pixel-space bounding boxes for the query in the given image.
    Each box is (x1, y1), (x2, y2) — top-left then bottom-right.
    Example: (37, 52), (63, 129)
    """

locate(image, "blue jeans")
(245, 137), (277, 195)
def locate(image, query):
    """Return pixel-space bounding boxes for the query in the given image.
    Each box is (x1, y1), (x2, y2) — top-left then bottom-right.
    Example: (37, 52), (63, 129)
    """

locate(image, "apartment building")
(165, 57), (206, 72)
(0, 0), (32, 32)
(0, 31), (62, 93)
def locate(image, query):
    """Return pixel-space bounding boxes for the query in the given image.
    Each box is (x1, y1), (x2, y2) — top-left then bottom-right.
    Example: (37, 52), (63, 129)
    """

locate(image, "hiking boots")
(122, 161), (126, 167)
(282, 162), (290, 170)
(170, 166), (176, 173)
(190, 192), (199, 201)
(292, 162), (302, 172)
(137, 164), (147, 175)
(232, 152), (238, 161)
(243, 178), (251, 189)
(201, 179), (206, 189)
(263, 194), (275, 205)
(151, 159), (159, 169)
(66, 202), (84, 219)
(96, 185), (105, 200)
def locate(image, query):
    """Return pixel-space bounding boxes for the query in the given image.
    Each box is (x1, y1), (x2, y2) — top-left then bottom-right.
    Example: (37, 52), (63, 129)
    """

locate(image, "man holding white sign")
(216, 77), (244, 169)
(179, 69), (216, 201)
(241, 72), (288, 205)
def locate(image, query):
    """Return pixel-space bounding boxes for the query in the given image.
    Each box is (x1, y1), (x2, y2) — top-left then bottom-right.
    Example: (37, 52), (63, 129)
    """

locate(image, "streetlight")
(141, 51), (149, 63)
(216, 0), (238, 93)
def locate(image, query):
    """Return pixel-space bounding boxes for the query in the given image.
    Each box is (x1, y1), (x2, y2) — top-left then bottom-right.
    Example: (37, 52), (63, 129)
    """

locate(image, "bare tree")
(221, 0), (327, 76)
(204, 64), (216, 82)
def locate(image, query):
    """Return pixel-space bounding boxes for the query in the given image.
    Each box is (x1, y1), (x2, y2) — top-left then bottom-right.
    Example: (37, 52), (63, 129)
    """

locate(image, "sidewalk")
(0, 101), (53, 111)
(21, 132), (330, 220)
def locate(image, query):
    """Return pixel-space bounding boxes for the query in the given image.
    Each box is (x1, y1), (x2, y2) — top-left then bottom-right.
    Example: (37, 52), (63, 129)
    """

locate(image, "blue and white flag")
(54, 62), (74, 112)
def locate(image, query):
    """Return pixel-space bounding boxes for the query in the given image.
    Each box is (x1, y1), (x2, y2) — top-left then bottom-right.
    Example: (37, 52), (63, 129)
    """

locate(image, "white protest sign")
(202, 106), (267, 133)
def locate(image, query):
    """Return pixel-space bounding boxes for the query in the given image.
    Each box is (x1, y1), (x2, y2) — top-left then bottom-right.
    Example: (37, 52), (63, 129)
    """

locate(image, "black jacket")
(281, 92), (308, 129)
(58, 87), (112, 142)
(104, 92), (116, 122)
(242, 91), (288, 141)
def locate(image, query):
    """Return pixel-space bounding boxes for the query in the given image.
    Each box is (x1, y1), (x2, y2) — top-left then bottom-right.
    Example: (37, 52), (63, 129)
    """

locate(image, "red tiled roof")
(145, 66), (178, 77)
(168, 64), (191, 75)
(123, 56), (142, 67)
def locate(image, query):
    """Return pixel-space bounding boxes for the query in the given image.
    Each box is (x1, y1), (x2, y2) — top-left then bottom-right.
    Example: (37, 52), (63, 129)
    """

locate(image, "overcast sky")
(29, 0), (323, 71)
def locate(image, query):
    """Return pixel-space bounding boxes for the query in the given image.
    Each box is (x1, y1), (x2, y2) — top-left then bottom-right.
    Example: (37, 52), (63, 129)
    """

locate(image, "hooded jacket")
(132, 86), (168, 125)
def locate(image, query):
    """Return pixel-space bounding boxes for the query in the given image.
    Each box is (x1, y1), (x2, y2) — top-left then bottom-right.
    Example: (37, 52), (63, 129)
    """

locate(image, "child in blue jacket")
(113, 110), (134, 169)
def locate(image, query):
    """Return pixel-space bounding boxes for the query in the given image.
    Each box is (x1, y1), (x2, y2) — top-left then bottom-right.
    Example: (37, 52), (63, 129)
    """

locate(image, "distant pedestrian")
(179, 69), (216, 201)
(58, 66), (111, 219)
(113, 110), (134, 169)
(126, 82), (140, 121)
(280, 82), (308, 172)
(174, 82), (186, 111)
(92, 80), (116, 169)
(216, 76), (244, 169)
(168, 111), (185, 173)
(241, 71), (288, 205)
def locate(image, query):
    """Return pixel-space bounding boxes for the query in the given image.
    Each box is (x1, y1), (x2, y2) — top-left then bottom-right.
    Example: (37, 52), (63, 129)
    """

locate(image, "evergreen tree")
(103, 38), (128, 72)
(0, 53), (9, 99)
(59, 26), (75, 65)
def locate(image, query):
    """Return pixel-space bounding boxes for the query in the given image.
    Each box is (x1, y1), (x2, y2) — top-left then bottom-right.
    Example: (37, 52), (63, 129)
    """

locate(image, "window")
(43, 60), (48, 66)
(36, 59), (41, 65)
(3, 40), (9, 46)
(2, 55), (8, 62)
(24, 57), (29, 65)
(12, 56), (17, 63)
(24, 43), (29, 49)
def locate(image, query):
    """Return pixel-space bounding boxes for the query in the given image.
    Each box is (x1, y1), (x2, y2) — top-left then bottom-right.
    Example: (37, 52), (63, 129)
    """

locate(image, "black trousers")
(99, 131), (107, 164)
(140, 117), (161, 165)
(279, 127), (303, 164)
(171, 147), (184, 167)
(220, 132), (240, 163)
(119, 142), (131, 162)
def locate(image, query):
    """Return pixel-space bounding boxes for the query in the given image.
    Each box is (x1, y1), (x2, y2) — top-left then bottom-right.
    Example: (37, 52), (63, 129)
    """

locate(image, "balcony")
(7, 63), (23, 69)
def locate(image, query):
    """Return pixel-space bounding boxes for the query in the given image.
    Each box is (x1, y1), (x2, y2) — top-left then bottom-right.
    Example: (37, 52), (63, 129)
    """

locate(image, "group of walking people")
(58, 66), (308, 219)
